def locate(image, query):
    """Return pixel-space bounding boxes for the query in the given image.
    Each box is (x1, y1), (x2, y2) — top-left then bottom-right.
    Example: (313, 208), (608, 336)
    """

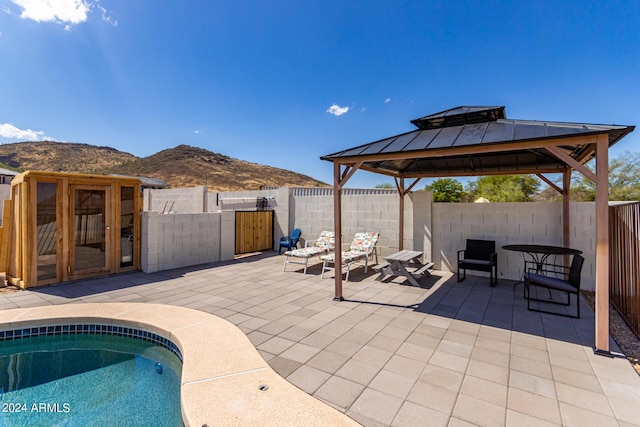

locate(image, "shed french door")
(69, 185), (111, 277)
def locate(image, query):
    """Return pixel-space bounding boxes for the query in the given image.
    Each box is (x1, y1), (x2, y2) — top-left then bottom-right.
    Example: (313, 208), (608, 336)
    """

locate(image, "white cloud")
(360, 107), (367, 112)
(11, 0), (116, 27)
(384, 98), (391, 104)
(327, 104), (349, 116)
(94, 3), (117, 26)
(193, 130), (200, 134)
(0, 123), (51, 140)
(12, 0), (90, 24)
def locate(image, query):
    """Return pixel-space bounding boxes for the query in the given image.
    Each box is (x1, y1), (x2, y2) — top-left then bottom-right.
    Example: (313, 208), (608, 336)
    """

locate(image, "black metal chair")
(524, 254), (584, 318)
(457, 239), (498, 286)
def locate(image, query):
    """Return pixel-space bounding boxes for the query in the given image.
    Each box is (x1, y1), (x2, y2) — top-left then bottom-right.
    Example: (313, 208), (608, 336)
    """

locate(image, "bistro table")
(502, 244), (583, 288)
(374, 250), (433, 287)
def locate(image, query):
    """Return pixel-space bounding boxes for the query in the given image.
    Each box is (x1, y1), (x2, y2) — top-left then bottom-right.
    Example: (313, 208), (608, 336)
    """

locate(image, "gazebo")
(321, 105), (634, 354)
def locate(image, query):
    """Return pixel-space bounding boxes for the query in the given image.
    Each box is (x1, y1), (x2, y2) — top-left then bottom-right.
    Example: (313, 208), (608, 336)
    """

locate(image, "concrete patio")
(2, 253), (640, 427)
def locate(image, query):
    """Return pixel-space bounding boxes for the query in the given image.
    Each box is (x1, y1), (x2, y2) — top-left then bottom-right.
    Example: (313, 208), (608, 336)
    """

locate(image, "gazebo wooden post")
(594, 134), (610, 354)
(333, 161), (344, 301)
(562, 167), (571, 249)
(396, 177), (405, 251)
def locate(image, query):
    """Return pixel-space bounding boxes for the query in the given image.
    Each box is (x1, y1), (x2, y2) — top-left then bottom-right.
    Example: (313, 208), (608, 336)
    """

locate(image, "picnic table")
(374, 250), (433, 287)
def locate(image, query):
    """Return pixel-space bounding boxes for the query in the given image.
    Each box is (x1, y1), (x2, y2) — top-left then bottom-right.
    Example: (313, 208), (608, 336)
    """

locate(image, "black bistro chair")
(457, 239), (498, 286)
(524, 254), (584, 318)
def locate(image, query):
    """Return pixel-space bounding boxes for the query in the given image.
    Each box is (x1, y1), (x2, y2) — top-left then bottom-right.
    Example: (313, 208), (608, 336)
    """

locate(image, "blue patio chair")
(279, 229), (302, 254)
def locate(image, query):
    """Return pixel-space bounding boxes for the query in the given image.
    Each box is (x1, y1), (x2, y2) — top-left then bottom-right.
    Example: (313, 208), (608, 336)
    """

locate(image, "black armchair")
(457, 239), (498, 286)
(524, 254), (584, 318)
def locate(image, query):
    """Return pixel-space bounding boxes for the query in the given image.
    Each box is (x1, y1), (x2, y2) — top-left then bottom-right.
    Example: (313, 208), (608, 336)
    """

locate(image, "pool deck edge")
(0, 303), (361, 427)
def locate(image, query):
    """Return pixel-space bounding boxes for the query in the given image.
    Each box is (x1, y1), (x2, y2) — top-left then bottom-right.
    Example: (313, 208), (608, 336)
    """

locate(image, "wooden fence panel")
(609, 202), (640, 339)
(235, 211), (273, 254)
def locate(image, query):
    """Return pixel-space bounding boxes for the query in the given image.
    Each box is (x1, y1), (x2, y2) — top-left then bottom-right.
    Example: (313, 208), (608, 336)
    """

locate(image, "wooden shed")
(0, 171), (142, 288)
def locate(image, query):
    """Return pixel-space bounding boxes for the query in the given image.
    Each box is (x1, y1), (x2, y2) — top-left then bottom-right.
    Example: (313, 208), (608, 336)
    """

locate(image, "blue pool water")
(0, 333), (182, 427)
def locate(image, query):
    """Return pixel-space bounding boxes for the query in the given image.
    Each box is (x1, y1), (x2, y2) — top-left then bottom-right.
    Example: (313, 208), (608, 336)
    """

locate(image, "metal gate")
(609, 201), (640, 338)
(235, 211), (273, 254)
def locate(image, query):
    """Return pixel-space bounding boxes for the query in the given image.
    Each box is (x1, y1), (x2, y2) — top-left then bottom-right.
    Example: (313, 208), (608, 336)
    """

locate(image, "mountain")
(0, 141), (328, 191)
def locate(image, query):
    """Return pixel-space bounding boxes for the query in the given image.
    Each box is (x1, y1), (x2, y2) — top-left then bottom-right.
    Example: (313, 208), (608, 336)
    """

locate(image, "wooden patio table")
(375, 250), (433, 287)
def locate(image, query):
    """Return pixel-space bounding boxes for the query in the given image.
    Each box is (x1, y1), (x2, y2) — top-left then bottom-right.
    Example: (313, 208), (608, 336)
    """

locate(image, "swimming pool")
(0, 331), (182, 427)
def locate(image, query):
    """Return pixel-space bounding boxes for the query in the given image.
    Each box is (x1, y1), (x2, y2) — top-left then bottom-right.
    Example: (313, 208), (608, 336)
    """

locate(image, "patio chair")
(320, 232), (379, 282)
(457, 239), (498, 286)
(282, 231), (335, 274)
(278, 228), (302, 254)
(524, 254), (584, 318)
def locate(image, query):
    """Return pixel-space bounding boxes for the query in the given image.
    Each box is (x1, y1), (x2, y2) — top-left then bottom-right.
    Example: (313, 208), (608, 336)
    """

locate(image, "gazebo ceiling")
(321, 106), (635, 178)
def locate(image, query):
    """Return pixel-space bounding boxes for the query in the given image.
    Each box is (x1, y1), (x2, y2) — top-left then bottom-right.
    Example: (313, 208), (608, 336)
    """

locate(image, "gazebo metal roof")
(320, 105), (635, 355)
(321, 106), (634, 177)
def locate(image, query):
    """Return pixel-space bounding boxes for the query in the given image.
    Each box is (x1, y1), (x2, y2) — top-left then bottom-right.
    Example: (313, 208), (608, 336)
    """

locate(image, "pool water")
(0, 334), (182, 427)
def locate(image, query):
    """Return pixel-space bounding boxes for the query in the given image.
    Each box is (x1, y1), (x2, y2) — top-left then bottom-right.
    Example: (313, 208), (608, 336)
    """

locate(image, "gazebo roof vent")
(410, 106), (506, 130)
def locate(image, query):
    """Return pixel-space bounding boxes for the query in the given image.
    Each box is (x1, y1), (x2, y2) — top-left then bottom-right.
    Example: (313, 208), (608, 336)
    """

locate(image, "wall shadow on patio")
(412, 274), (596, 348)
(26, 252), (279, 300)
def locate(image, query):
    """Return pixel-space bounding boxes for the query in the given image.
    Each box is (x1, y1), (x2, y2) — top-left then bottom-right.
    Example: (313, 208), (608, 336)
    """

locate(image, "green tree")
(425, 178), (464, 202)
(375, 183), (394, 189)
(570, 151), (640, 201)
(467, 175), (540, 202)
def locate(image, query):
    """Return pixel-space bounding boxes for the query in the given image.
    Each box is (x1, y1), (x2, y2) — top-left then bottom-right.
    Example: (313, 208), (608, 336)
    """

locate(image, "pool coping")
(0, 303), (360, 426)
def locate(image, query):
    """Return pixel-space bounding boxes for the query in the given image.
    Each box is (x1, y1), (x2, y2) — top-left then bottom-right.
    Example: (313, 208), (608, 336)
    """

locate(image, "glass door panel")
(37, 182), (57, 281)
(120, 186), (134, 268)
(72, 188), (108, 274)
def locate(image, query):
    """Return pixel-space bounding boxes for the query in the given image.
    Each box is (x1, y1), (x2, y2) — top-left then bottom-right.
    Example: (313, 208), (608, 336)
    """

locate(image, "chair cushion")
(525, 273), (578, 293)
(459, 258), (493, 267)
(349, 232), (379, 252)
(321, 250), (366, 263)
(285, 246), (328, 258)
(313, 231), (336, 250)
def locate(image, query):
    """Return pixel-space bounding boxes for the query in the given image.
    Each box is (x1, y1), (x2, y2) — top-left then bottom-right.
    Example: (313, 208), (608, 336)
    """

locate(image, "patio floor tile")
(350, 389), (403, 426)
(267, 355), (302, 377)
(4, 253), (640, 427)
(406, 382), (458, 415)
(256, 336), (296, 355)
(336, 359), (382, 386)
(452, 394), (506, 427)
(368, 369), (416, 399)
(383, 354), (427, 379)
(314, 376), (366, 410)
(466, 358), (510, 385)
(460, 375), (508, 406)
(306, 350), (350, 374)
(558, 402), (618, 427)
(286, 365), (331, 394)
(505, 409), (561, 426)
(392, 401), (449, 427)
(509, 370), (557, 399)
(279, 342), (321, 364)
(507, 388), (561, 424)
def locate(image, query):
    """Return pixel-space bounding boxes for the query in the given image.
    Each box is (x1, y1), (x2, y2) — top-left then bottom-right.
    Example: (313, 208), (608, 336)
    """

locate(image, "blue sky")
(0, 1), (638, 188)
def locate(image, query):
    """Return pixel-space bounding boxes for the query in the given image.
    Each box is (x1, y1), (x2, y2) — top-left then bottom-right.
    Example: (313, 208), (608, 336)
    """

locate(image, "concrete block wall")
(141, 211), (224, 273)
(290, 188), (428, 260)
(211, 188), (289, 251)
(143, 186), (208, 213)
(432, 202), (595, 290)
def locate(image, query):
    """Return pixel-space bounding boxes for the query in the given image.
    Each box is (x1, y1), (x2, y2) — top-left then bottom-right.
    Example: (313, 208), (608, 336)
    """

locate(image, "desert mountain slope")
(0, 142), (327, 190)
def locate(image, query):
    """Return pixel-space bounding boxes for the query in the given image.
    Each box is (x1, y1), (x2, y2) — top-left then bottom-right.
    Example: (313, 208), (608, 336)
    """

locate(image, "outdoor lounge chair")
(457, 239), (498, 286)
(320, 232), (379, 282)
(524, 254), (584, 318)
(282, 230), (335, 274)
(278, 228), (302, 254)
